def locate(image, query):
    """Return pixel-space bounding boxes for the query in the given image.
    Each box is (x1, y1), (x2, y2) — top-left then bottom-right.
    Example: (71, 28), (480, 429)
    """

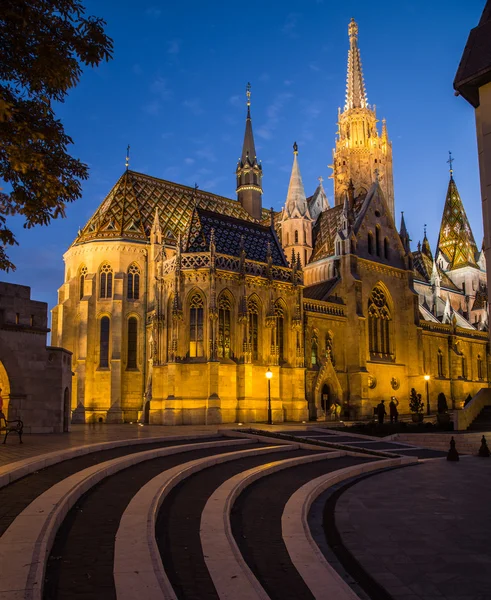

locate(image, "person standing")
(376, 399), (386, 425)
(330, 402), (337, 421)
(389, 397), (399, 423)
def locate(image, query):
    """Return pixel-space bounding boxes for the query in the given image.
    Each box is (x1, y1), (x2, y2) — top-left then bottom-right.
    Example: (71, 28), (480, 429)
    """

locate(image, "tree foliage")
(0, 0), (113, 271)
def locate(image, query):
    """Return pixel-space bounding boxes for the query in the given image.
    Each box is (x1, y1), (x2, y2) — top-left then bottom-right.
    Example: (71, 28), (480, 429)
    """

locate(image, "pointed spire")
(421, 224), (433, 259)
(436, 169), (478, 270)
(381, 118), (388, 140)
(241, 82), (257, 166)
(443, 294), (452, 323)
(236, 83), (263, 220)
(431, 259), (441, 288)
(399, 211), (411, 254)
(283, 142), (310, 219)
(345, 18), (368, 111)
(151, 208), (162, 244)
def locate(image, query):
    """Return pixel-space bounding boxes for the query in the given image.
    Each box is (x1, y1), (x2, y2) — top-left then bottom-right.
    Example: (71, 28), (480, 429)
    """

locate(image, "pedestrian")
(330, 402), (337, 421)
(389, 396), (399, 423)
(335, 402), (342, 420)
(376, 399), (386, 425)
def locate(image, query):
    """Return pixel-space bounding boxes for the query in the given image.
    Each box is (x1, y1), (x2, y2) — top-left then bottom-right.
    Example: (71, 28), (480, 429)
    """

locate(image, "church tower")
(236, 83), (263, 220)
(330, 18), (395, 217)
(281, 142), (313, 267)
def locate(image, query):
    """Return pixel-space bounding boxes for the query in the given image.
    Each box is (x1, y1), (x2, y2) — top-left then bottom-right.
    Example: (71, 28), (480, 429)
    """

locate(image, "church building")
(51, 19), (490, 425)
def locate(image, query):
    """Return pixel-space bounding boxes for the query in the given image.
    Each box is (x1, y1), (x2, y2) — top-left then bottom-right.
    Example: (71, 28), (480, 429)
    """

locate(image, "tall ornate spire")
(236, 83), (263, 220)
(436, 167), (478, 271)
(331, 19), (395, 217)
(345, 18), (368, 110)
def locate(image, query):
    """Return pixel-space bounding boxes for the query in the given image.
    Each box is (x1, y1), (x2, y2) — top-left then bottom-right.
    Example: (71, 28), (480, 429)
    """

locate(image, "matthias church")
(52, 19), (490, 424)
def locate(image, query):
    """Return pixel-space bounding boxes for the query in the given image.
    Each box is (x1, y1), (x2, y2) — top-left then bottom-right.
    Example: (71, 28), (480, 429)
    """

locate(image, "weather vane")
(125, 144), (130, 171)
(447, 151), (454, 177)
(246, 82), (251, 106)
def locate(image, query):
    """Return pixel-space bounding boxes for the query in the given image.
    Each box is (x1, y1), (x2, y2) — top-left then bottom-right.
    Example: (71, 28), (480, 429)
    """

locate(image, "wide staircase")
(0, 429), (418, 600)
(467, 405), (491, 431)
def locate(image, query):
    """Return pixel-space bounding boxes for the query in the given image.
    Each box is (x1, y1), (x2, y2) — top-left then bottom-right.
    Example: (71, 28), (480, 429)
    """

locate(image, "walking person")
(389, 396), (399, 423)
(330, 402), (337, 421)
(376, 399), (386, 425)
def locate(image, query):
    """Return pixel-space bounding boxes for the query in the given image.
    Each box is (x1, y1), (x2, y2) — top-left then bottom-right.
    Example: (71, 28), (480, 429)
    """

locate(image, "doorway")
(321, 383), (331, 413)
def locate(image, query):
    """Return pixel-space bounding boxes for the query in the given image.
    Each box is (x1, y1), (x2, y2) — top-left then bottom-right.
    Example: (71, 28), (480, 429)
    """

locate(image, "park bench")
(0, 413), (23, 444)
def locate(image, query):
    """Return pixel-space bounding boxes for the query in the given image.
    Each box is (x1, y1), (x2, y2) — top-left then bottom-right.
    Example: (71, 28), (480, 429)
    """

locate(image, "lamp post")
(266, 368), (273, 425)
(424, 374), (430, 415)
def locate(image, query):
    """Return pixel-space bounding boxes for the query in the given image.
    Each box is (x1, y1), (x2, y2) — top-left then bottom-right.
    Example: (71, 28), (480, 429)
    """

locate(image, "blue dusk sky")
(1, 0), (486, 313)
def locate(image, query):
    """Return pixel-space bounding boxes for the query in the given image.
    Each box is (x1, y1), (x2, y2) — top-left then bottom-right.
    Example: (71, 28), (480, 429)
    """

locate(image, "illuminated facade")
(51, 19), (489, 425)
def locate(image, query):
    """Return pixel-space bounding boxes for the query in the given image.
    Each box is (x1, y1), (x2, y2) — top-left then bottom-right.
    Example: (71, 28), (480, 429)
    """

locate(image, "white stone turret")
(281, 143), (313, 267)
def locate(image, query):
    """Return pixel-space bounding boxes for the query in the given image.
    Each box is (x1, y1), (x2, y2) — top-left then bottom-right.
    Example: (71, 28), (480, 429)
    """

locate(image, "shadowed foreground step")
(231, 455), (375, 600)
(43, 441), (251, 600)
(0, 437), (223, 536)
(155, 447), (315, 600)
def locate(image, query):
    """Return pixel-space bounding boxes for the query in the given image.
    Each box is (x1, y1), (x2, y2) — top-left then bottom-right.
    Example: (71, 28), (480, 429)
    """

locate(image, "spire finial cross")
(424, 223), (427, 238)
(125, 144), (130, 170)
(447, 151), (454, 177)
(246, 82), (251, 107)
(318, 176), (324, 186)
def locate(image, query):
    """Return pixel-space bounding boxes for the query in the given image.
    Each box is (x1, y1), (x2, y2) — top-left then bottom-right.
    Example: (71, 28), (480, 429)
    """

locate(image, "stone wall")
(0, 282), (72, 433)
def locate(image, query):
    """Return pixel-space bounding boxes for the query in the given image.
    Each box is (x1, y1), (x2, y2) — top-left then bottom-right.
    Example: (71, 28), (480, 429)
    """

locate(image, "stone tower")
(330, 18), (395, 217)
(236, 83), (263, 220)
(281, 142), (313, 267)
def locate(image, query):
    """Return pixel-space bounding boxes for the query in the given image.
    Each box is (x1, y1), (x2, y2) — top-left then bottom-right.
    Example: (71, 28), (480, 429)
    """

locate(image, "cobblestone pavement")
(336, 458), (491, 600)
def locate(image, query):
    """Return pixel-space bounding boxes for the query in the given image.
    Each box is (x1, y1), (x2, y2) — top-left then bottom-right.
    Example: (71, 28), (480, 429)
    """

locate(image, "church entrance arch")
(321, 383), (331, 413)
(0, 360), (11, 419)
(63, 387), (71, 432)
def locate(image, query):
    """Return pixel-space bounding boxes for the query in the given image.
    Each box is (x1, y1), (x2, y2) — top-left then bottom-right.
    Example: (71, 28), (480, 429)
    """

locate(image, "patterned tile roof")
(412, 250), (460, 292)
(303, 279), (341, 302)
(311, 205), (344, 261)
(72, 170), (271, 247)
(436, 176), (479, 270)
(185, 208), (288, 266)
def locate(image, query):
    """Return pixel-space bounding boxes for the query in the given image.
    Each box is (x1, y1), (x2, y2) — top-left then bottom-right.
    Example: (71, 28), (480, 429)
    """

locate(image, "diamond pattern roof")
(185, 208), (287, 266)
(412, 250), (460, 291)
(73, 170), (270, 247)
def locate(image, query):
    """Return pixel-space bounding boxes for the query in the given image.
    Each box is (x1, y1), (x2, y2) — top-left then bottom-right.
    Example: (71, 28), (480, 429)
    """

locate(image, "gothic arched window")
(368, 286), (392, 358)
(79, 266), (87, 300)
(248, 297), (259, 360)
(274, 301), (285, 363)
(189, 293), (204, 358)
(461, 355), (467, 379)
(99, 263), (113, 299)
(375, 226), (381, 257)
(294, 230), (299, 243)
(437, 349), (444, 378)
(127, 317), (138, 369)
(311, 334), (318, 366)
(478, 354), (484, 380)
(99, 316), (110, 368)
(127, 264), (140, 300)
(218, 294), (232, 359)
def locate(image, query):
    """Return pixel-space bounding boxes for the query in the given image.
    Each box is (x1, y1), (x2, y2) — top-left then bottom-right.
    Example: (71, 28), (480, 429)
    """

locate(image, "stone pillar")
(206, 361), (222, 424)
(163, 362), (182, 425)
(107, 274), (124, 423)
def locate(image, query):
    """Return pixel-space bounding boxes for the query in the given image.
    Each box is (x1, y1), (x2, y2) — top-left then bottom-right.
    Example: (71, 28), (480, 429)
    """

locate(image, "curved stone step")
(281, 456), (417, 599)
(201, 451), (342, 600)
(114, 444), (296, 600)
(0, 438), (251, 600)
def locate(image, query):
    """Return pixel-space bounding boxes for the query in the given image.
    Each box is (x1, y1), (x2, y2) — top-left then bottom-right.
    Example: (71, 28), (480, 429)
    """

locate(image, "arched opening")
(218, 291), (233, 359)
(63, 387), (71, 432)
(375, 226), (381, 257)
(321, 383), (331, 413)
(0, 360), (11, 420)
(127, 264), (141, 300)
(368, 232), (373, 255)
(368, 284), (393, 359)
(294, 230), (299, 243)
(99, 263), (113, 299)
(189, 292), (205, 358)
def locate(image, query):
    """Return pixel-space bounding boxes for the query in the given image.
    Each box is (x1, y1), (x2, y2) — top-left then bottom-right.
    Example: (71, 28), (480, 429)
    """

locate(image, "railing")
(420, 320), (489, 339)
(160, 253), (300, 284)
(303, 301), (345, 317)
(453, 387), (491, 431)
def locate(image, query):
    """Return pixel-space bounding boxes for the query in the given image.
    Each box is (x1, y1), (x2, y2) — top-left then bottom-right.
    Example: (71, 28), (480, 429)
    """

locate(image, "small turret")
(281, 142), (313, 267)
(399, 211), (410, 254)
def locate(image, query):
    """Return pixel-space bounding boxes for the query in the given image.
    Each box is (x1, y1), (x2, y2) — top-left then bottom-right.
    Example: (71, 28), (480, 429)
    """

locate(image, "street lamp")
(266, 368), (273, 425)
(424, 374), (431, 415)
